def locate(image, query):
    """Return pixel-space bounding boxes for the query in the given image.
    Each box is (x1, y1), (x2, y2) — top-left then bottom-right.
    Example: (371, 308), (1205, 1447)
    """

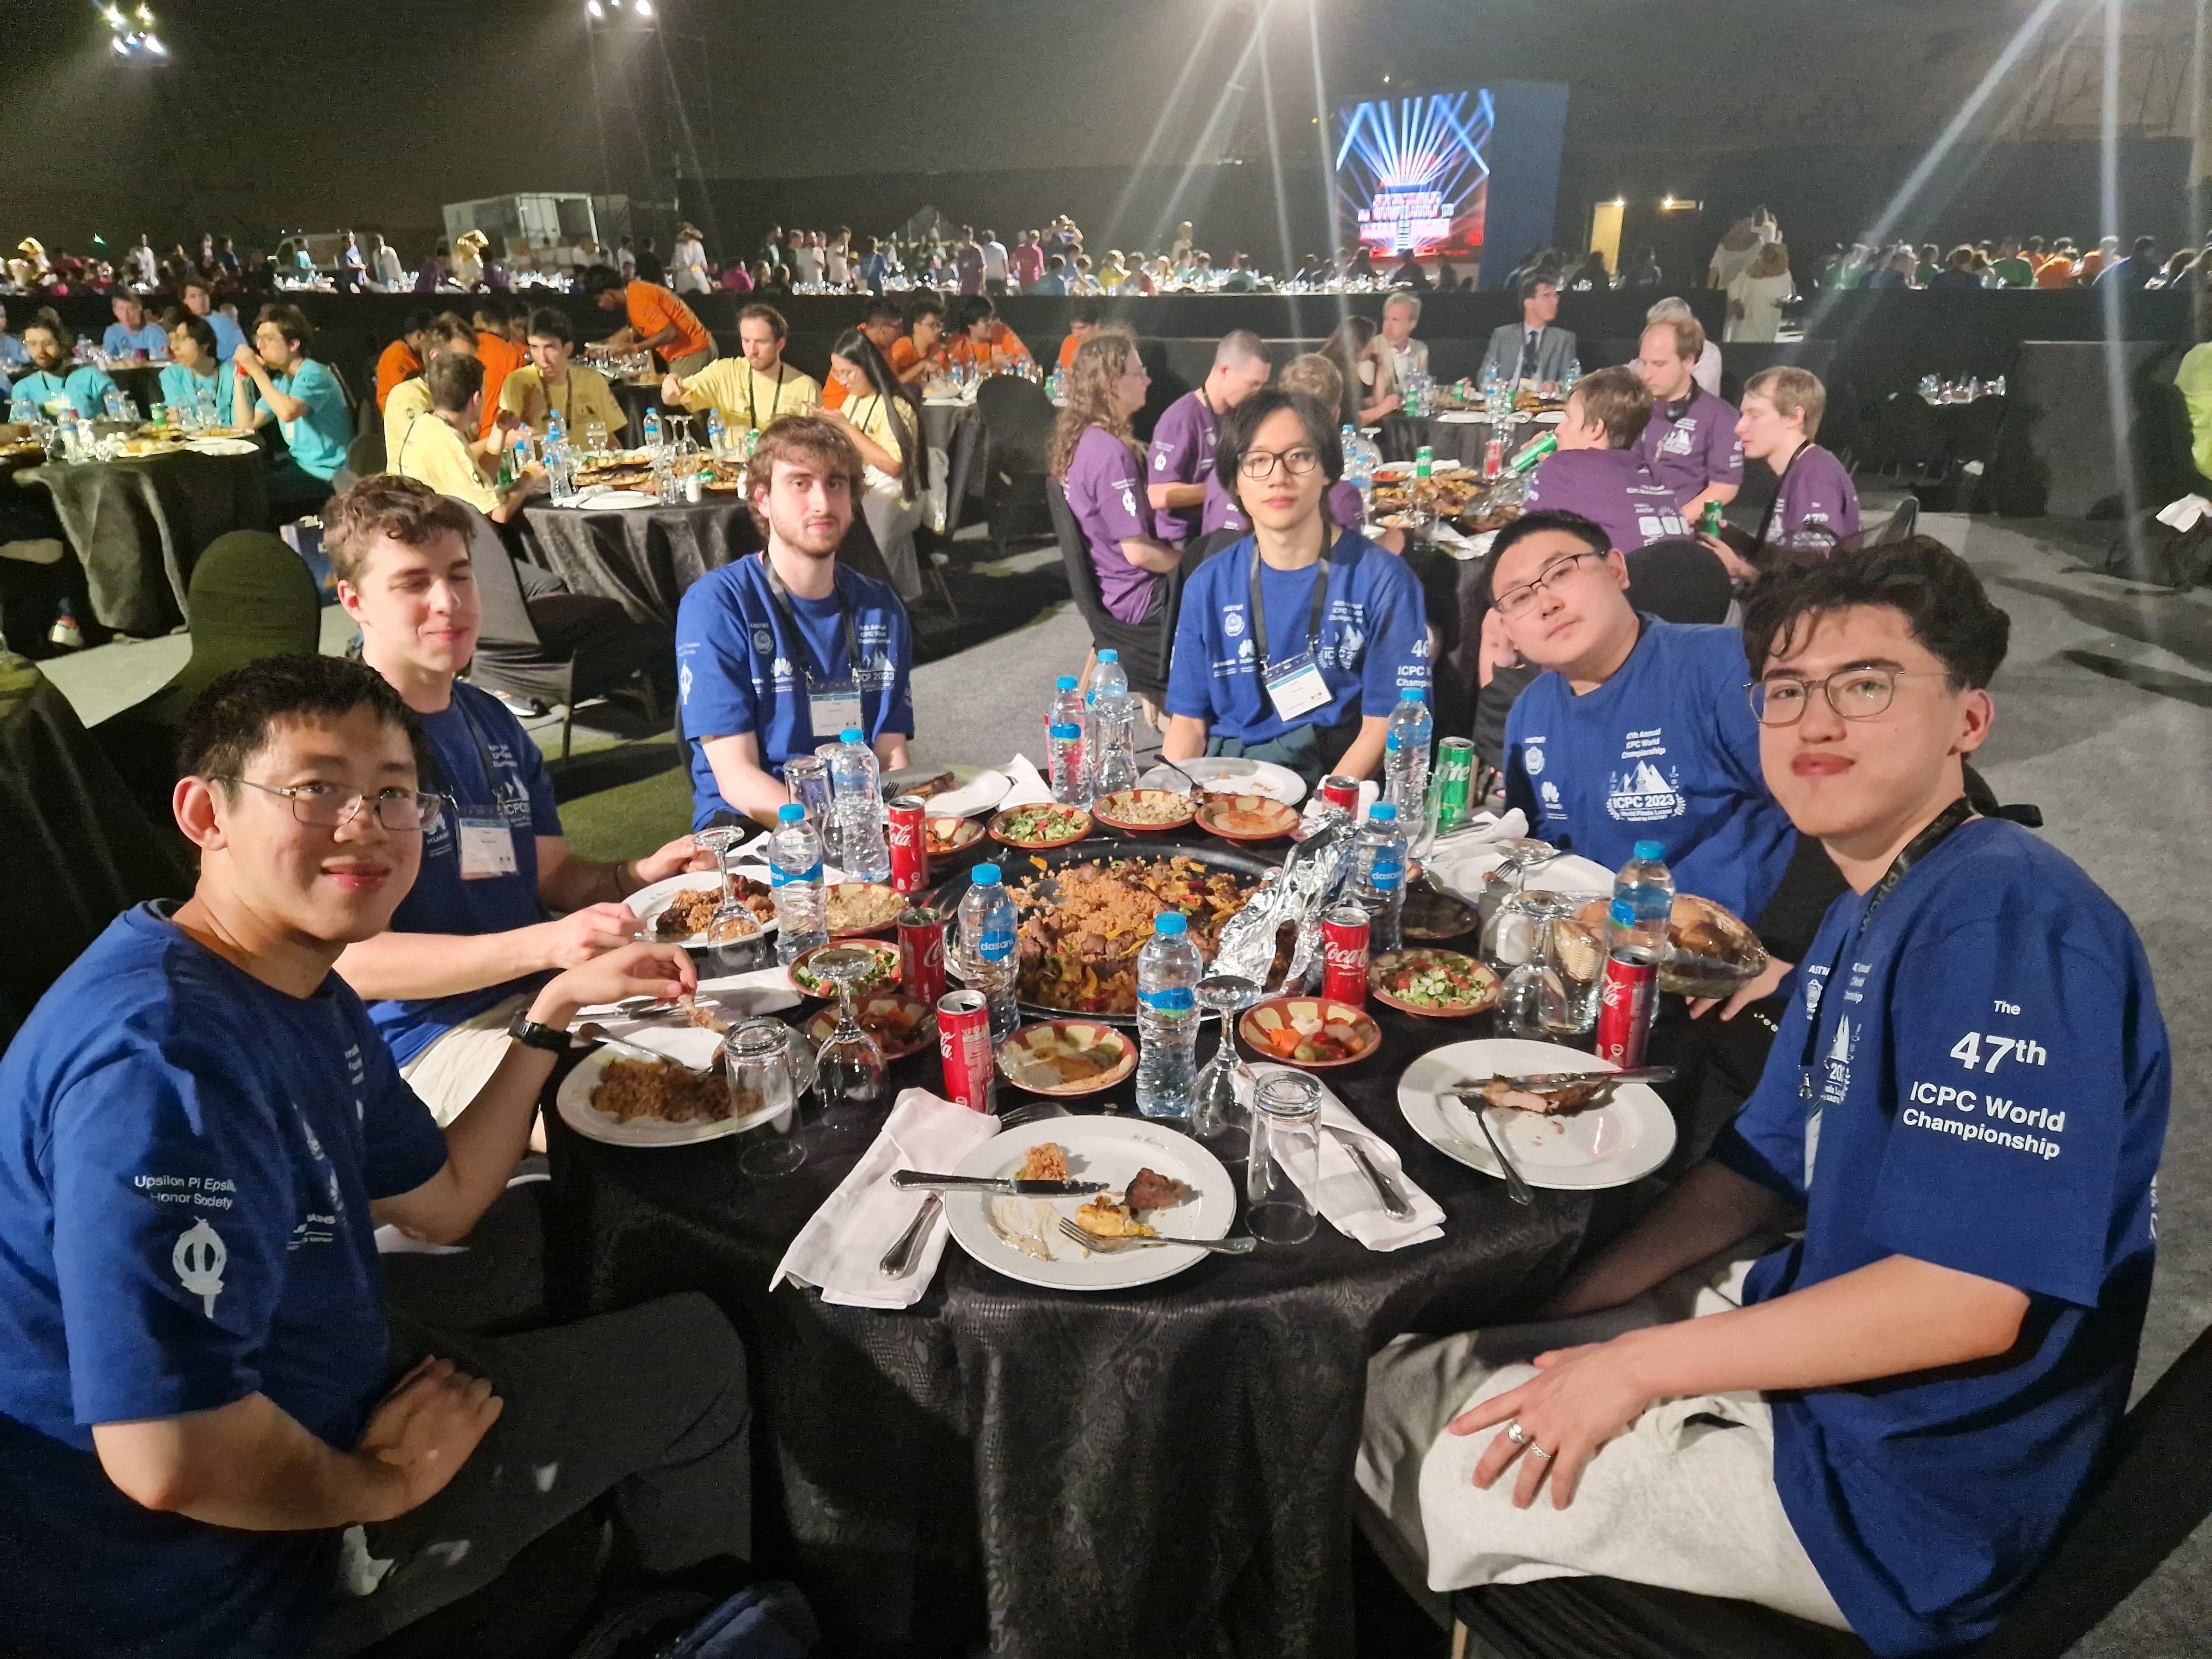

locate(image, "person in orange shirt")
(374, 310), (436, 413)
(945, 296), (1031, 373)
(471, 298), (528, 442)
(585, 265), (716, 375)
(824, 298), (905, 411)
(1057, 300), (1102, 372)
(2034, 240), (2079, 288)
(888, 295), (947, 388)
(2075, 236), (2118, 285)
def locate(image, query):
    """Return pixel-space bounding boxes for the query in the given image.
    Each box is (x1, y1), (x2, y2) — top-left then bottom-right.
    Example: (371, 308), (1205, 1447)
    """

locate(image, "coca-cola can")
(887, 795), (928, 894)
(1321, 903), (1371, 1006)
(899, 907), (947, 1006)
(937, 988), (997, 1113)
(1594, 953), (1659, 1068)
(1319, 775), (1361, 815)
(1483, 436), (1504, 481)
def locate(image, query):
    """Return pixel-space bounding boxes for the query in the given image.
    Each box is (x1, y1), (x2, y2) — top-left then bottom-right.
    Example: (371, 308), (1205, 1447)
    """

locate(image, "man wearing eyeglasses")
(1360, 538), (2166, 1659)
(0, 653), (758, 1659)
(322, 477), (711, 1123)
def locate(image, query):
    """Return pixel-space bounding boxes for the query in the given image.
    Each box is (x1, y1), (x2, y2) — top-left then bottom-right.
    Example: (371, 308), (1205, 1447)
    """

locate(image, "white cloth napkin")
(1433, 410), (1484, 424)
(2158, 493), (2210, 531)
(1244, 1063), (1444, 1250)
(771, 1088), (1001, 1308)
(999, 753), (1052, 809)
(567, 966), (800, 1068)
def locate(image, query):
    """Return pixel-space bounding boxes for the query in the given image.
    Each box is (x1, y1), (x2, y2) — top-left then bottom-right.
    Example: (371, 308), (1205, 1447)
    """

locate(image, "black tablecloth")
(17, 450), (270, 635)
(1398, 412), (1551, 471)
(920, 399), (972, 457)
(103, 362), (165, 419)
(612, 379), (676, 440)
(545, 833), (1595, 1658)
(523, 496), (758, 628)
(0, 653), (189, 1048)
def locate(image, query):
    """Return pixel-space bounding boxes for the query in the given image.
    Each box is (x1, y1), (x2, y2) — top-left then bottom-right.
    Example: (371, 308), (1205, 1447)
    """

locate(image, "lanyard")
(1753, 441), (1814, 553)
(424, 693), (508, 809)
(1248, 539), (1331, 670)
(746, 364), (787, 429)
(1797, 797), (1977, 1093)
(760, 553), (863, 691)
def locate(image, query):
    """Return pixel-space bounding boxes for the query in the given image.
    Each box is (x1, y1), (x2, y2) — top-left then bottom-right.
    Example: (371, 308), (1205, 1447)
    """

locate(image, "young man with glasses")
(0, 653), (757, 1659)
(1361, 537), (2167, 1658)
(1162, 389), (1428, 785)
(323, 478), (709, 1121)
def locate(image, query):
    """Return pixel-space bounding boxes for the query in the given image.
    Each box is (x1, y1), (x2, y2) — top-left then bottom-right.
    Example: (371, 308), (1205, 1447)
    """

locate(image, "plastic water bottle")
(1564, 355), (1583, 389)
(1046, 674), (1088, 803)
(643, 406), (663, 451)
(1134, 911), (1202, 1119)
(1087, 651), (1138, 799)
(1383, 688), (1433, 837)
(1349, 802), (1409, 953)
(1596, 840), (1673, 1067)
(103, 388), (129, 422)
(8, 394), (33, 429)
(196, 386), (218, 429)
(706, 407), (725, 458)
(56, 406), (83, 461)
(1091, 648), (1129, 705)
(958, 863), (1021, 1040)
(769, 803), (827, 964)
(543, 412), (575, 504)
(827, 726), (890, 882)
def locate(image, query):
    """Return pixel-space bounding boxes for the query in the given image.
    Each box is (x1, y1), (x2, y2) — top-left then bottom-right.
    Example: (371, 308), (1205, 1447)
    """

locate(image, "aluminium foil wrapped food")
(1212, 809), (1358, 990)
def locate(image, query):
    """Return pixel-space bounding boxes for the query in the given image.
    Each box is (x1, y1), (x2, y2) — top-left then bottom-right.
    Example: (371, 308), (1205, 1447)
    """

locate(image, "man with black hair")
(889, 295), (947, 387)
(1363, 538), (2168, 1659)
(1480, 275), (1575, 388)
(0, 654), (754, 1659)
(1058, 299), (1102, 373)
(236, 304), (352, 522)
(373, 309), (437, 414)
(498, 306), (625, 441)
(585, 264), (714, 377)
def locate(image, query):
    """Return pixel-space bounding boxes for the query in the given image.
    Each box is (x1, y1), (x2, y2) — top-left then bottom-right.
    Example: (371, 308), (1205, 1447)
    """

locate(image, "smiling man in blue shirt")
(101, 289), (170, 360)
(1360, 537), (2168, 1657)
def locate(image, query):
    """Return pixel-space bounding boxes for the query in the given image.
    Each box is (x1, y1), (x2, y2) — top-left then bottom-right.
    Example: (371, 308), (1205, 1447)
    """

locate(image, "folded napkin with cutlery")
(1244, 1063), (1445, 1250)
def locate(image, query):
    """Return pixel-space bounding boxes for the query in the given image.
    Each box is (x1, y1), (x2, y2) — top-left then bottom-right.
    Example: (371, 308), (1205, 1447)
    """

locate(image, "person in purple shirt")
(1198, 353), (1406, 554)
(1523, 367), (1691, 554)
(1702, 366), (1863, 580)
(1635, 315), (1743, 517)
(1146, 331), (1272, 546)
(1051, 327), (1182, 639)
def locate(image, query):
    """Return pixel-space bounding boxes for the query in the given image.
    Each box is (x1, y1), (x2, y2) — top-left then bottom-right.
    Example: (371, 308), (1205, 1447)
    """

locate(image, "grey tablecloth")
(1400, 412), (1551, 470)
(545, 832), (1593, 1658)
(17, 449), (270, 635)
(523, 496), (758, 628)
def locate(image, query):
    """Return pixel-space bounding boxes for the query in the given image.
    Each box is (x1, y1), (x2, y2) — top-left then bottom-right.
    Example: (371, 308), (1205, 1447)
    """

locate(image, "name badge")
(1262, 651), (1333, 721)
(810, 685), (863, 736)
(457, 816), (518, 881)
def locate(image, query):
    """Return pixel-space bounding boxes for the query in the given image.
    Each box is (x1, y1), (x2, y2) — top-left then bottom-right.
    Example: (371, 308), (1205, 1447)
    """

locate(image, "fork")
(1055, 1218), (1256, 1256)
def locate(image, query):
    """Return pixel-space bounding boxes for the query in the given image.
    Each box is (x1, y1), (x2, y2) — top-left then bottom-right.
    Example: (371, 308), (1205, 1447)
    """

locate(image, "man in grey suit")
(1481, 275), (1577, 388)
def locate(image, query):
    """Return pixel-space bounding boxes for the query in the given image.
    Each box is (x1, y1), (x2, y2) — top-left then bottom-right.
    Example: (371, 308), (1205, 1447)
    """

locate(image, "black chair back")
(452, 500), (542, 652)
(976, 377), (1057, 543)
(1045, 478), (1176, 698)
(1832, 498), (1917, 556)
(1046, 476), (1116, 638)
(1624, 539), (1732, 624)
(347, 431), (386, 478)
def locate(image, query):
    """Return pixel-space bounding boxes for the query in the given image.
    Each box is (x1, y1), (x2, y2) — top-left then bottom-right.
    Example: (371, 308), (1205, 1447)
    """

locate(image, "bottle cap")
(1153, 911), (1187, 936)
(1098, 649), (1118, 663)
(841, 727), (864, 742)
(1400, 686), (1424, 701)
(1632, 839), (1666, 862)
(1369, 802), (1397, 822)
(778, 803), (804, 822)
(972, 863), (1001, 885)
(1056, 675), (1078, 691)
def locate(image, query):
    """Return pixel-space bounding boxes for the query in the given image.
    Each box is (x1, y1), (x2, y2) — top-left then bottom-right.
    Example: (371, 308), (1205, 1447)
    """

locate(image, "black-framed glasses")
(1493, 550), (1601, 619)
(218, 778), (444, 832)
(1237, 446), (1322, 481)
(1746, 668), (1950, 726)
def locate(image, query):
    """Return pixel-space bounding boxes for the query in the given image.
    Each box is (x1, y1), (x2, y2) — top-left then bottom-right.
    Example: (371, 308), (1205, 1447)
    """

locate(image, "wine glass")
(811, 947), (888, 1133)
(1191, 974), (1261, 1152)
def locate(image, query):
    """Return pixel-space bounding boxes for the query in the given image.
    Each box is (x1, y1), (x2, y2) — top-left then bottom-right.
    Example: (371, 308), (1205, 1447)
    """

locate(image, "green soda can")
(1415, 444), (1434, 481)
(1700, 499), (1724, 536)
(1505, 431), (1558, 475)
(1429, 737), (1477, 835)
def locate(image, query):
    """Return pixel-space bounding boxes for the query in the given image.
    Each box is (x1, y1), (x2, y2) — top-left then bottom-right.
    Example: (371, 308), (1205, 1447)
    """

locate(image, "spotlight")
(635, 0), (652, 15)
(102, 5), (124, 26)
(143, 32), (164, 54)
(586, 0), (603, 15)
(135, 2), (152, 20)
(110, 33), (128, 53)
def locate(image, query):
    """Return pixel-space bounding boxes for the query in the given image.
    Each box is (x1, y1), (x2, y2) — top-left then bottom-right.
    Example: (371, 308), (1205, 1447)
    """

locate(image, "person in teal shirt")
(11, 319), (119, 419)
(158, 316), (233, 420)
(235, 302), (352, 520)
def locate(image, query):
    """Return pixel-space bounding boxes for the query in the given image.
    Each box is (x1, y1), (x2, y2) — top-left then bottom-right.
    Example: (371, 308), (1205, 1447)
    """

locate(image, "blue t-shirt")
(255, 358), (352, 480)
(675, 554), (916, 831)
(1165, 530), (1430, 745)
(102, 319), (170, 359)
(1503, 619), (1793, 925)
(0, 904), (450, 1659)
(0, 331), (29, 370)
(1710, 819), (2168, 1657)
(364, 682), (562, 1067)
(13, 365), (120, 420)
(159, 359), (231, 416)
(205, 309), (248, 363)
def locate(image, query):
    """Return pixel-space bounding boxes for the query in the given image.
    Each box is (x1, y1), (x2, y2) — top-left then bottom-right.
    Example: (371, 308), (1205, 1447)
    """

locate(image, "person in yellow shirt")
(499, 306), (627, 444)
(2175, 298), (2212, 483)
(383, 315), (479, 462)
(392, 354), (543, 524)
(822, 299), (904, 413)
(663, 303), (819, 432)
(821, 328), (926, 598)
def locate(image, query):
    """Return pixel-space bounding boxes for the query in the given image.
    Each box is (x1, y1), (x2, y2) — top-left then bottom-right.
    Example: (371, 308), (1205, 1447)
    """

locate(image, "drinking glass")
(784, 757), (836, 863)
(1538, 895), (1608, 1037)
(1191, 974), (1261, 1152)
(811, 947), (888, 1131)
(1485, 890), (1573, 1041)
(727, 1019), (819, 1178)
(583, 420), (609, 458)
(1246, 1072), (1321, 1243)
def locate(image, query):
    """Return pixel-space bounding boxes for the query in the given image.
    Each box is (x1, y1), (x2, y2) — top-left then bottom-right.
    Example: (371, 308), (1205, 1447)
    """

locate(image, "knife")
(1461, 1067), (1676, 1095)
(891, 1170), (1109, 1195)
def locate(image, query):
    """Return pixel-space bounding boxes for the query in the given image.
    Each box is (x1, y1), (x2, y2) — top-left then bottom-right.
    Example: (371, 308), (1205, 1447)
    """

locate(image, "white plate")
(1424, 849), (1613, 906)
(1397, 1039), (1675, 1190)
(1533, 411), (1565, 425)
(185, 436), (259, 456)
(556, 1044), (787, 1148)
(926, 769), (1012, 818)
(626, 865), (780, 948)
(942, 1115), (1235, 1291)
(569, 489), (658, 510)
(1137, 755), (1307, 806)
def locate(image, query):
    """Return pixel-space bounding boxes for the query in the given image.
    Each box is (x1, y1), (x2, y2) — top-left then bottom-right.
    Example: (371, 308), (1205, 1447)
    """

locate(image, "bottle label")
(1369, 858), (1404, 893)
(978, 926), (1015, 963)
(771, 860), (822, 888)
(1140, 985), (1195, 1014)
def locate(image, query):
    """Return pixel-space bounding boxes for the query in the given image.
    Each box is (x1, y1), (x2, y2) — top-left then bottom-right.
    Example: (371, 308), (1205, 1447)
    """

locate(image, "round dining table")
(543, 826), (1608, 1659)
(523, 492), (757, 629)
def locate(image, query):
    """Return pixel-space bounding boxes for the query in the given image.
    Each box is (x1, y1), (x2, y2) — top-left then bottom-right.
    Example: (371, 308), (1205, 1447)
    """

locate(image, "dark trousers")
(1647, 993), (1790, 1175)
(314, 1291), (753, 1655)
(266, 454), (338, 526)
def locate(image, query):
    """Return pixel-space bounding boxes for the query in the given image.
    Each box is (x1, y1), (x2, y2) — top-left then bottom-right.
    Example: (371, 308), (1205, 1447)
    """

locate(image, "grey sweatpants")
(315, 1291), (752, 1655)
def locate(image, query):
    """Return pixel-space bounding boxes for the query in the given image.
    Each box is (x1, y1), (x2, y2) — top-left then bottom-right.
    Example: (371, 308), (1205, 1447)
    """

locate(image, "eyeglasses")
(1492, 550), (1601, 619)
(1237, 446), (1322, 480)
(1746, 667), (1950, 726)
(218, 778), (444, 832)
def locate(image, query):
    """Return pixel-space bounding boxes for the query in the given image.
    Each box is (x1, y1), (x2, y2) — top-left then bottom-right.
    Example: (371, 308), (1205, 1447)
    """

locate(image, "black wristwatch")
(507, 1010), (572, 1053)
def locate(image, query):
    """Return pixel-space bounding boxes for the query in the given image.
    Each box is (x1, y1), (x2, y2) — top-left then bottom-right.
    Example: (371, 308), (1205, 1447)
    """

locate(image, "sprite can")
(1415, 444), (1434, 481)
(1428, 737), (1477, 837)
(1505, 431), (1558, 476)
(1700, 499), (1724, 537)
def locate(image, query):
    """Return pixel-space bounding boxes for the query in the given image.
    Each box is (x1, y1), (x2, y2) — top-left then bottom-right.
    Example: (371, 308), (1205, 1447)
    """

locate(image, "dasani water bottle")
(957, 863), (1021, 1040)
(827, 727), (889, 882)
(769, 804), (827, 964)
(1134, 911), (1202, 1119)
(1349, 802), (1408, 953)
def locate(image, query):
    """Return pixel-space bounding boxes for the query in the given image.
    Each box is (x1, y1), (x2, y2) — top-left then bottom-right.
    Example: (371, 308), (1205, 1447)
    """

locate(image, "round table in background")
(1397, 410), (1555, 470)
(522, 493), (757, 629)
(611, 378), (677, 440)
(544, 826), (1601, 1659)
